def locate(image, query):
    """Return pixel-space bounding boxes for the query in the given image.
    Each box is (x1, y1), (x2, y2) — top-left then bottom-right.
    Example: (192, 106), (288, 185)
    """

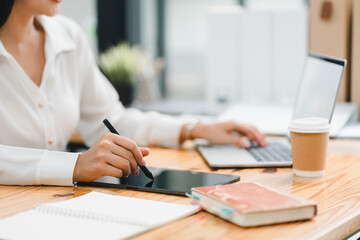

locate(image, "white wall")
(206, 6), (308, 111)
(165, 0), (238, 99)
(140, 1), (157, 58)
(59, 0), (98, 56)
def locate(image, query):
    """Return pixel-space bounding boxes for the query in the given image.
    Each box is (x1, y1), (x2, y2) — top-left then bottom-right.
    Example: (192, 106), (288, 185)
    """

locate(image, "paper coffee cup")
(289, 117), (330, 177)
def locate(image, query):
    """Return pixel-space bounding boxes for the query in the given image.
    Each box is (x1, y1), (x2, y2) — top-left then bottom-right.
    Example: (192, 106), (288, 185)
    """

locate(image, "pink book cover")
(192, 182), (317, 215)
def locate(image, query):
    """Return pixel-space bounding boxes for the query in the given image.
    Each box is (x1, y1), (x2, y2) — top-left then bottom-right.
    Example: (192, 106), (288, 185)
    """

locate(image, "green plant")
(99, 43), (141, 86)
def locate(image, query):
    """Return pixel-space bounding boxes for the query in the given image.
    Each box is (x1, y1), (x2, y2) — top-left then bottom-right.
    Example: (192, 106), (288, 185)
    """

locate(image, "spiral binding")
(34, 204), (149, 227)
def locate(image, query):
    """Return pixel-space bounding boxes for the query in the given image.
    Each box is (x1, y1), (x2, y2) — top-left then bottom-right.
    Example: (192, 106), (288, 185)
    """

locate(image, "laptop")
(197, 53), (347, 168)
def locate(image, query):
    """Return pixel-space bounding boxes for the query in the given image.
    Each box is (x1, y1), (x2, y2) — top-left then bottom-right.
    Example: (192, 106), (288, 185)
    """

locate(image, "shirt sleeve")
(0, 144), (78, 186)
(74, 25), (186, 147)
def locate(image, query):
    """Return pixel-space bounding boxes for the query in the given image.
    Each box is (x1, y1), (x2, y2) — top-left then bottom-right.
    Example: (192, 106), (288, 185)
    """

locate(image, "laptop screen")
(292, 53), (346, 124)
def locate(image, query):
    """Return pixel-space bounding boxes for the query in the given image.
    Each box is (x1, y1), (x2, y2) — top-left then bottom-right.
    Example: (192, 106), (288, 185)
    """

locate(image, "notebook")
(198, 53), (346, 168)
(0, 191), (199, 240)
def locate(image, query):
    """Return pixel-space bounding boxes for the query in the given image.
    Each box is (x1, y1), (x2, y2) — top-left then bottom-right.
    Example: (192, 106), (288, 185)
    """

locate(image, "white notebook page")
(0, 191), (199, 240)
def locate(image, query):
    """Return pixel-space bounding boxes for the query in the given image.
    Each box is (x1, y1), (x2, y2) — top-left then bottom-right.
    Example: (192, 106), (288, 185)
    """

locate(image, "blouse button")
(48, 138), (53, 145)
(38, 103), (44, 108)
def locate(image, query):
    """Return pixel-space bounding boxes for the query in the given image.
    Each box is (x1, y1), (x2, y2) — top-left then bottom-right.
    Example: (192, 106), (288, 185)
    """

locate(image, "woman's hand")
(73, 132), (150, 182)
(189, 121), (268, 148)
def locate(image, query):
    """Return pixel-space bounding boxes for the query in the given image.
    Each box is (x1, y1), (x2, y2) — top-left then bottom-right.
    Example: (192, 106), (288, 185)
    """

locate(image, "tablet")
(78, 167), (240, 196)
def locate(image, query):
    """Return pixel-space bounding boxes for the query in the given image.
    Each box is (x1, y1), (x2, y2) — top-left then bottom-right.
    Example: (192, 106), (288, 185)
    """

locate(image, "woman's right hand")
(73, 132), (150, 182)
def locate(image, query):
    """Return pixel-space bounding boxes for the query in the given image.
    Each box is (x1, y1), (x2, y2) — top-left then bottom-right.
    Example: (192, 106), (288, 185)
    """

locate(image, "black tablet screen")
(78, 167), (240, 196)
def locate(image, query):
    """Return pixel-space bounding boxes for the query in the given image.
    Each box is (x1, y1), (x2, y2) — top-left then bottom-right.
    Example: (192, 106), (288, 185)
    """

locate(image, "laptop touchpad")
(198, 145), (257, 166)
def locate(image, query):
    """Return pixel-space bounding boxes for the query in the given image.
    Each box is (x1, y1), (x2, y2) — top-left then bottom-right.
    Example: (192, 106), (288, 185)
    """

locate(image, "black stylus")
(103, 118), (154, 180)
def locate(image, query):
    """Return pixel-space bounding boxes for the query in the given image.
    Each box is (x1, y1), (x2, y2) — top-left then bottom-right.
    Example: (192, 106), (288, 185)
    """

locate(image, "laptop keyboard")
(247, 142), (292, 162)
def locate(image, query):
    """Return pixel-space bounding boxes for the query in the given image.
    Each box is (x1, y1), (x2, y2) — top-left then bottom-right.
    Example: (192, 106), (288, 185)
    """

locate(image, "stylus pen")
(103, 118), (154, 180)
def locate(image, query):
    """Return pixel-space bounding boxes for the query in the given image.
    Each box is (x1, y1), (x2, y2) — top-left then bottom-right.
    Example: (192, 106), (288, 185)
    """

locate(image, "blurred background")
(59, 0), (360, 136)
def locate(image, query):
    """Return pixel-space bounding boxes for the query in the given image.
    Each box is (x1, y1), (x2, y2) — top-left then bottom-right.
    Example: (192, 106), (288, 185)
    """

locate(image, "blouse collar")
(0, 15), (76, 58)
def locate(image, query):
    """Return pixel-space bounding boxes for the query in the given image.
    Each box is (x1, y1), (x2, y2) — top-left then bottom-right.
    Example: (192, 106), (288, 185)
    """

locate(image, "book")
(190, 182), (317, 227)
(0, 191), (199, 240)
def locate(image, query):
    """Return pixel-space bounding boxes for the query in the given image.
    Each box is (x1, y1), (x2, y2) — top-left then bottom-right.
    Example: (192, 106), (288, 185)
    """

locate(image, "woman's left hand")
(190, 121), (268, 148)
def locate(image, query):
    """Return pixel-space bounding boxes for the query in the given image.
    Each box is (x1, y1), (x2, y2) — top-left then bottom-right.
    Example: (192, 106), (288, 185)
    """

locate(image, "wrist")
(190, 122), (205, 139)
(184, 123), (196, 140)
(73, 153), (82, 182)
(179, 121), (203, 144)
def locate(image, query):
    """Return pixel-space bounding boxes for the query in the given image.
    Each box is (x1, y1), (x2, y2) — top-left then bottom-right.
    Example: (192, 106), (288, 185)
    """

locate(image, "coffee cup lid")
(289, 117), (330, 133)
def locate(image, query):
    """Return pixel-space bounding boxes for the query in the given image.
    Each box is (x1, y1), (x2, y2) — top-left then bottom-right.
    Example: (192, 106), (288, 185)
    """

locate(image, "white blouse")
(0, 15), (185, 186)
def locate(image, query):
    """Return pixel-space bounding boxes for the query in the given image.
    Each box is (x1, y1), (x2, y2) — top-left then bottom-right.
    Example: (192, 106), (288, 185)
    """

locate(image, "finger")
(111, 135), (145, 166)
(229, 135), (251, 148)
(246, 131), (266, 146)
(233, 124), (267, 147)
(108, 144), (139, 174)
(106, 155), (132, 177)
(252, 129), (267, 147)
(97, 135), (139, 174)
(139, 147), (150, 157)
(102, 163), (124, 178)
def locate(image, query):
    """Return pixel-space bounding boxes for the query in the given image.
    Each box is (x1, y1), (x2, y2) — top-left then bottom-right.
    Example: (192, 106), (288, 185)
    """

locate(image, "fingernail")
(135, 169), (139, 176)
(142, 159), (146, 166)
(243, 141), (251, 148)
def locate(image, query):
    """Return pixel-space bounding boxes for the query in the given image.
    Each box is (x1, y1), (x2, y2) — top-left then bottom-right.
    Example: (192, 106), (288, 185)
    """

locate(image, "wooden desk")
(1, 139), (360, 240)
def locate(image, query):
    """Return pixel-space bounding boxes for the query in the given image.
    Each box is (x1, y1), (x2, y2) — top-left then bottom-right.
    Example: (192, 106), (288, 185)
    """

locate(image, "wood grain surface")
(0, 139), (360, 240)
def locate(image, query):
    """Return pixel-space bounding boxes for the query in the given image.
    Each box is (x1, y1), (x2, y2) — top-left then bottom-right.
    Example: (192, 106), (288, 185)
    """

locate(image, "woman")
(0, 0), (267, 185)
